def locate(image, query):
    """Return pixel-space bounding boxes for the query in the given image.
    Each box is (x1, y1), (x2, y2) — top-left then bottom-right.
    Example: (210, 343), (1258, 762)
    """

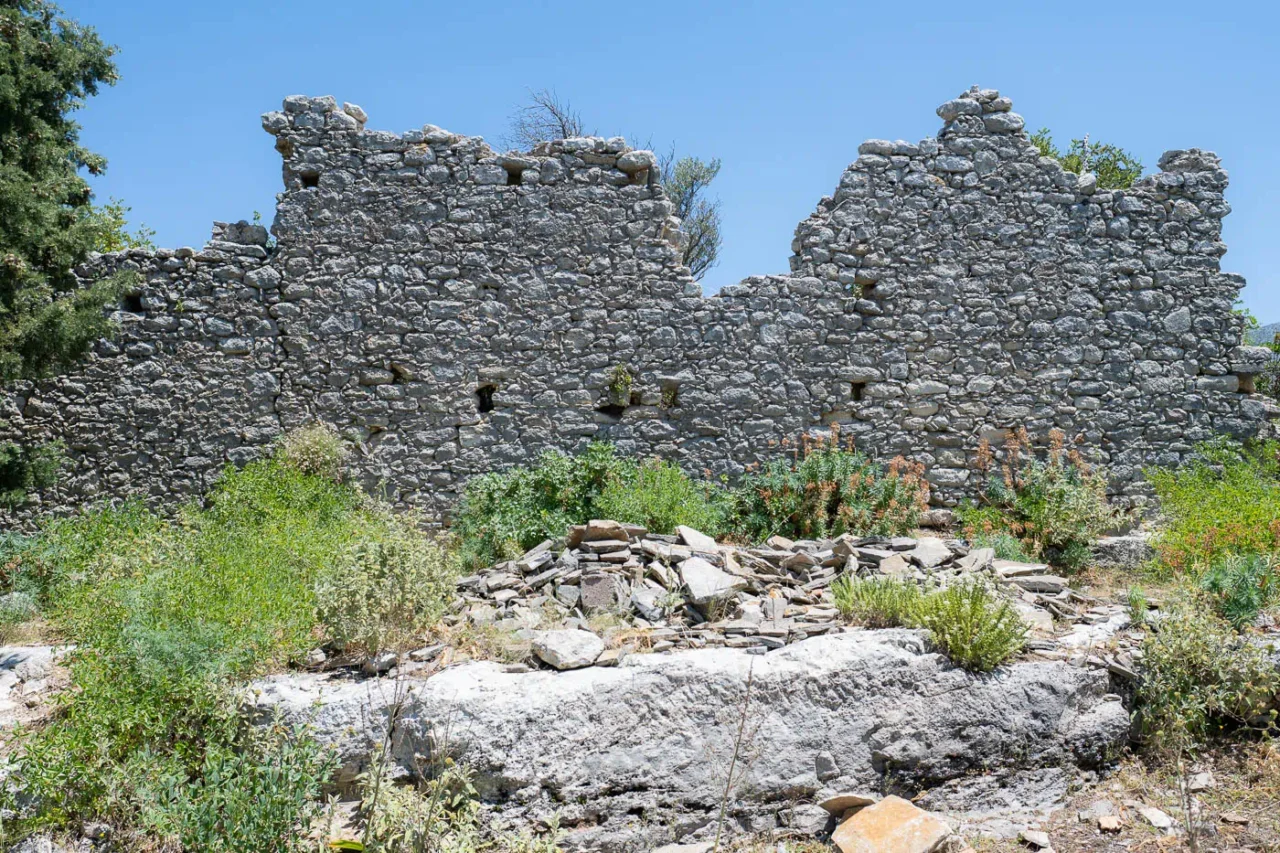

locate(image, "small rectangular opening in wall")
(1239, 373), (1257, 394)
(505, 169), (521, 186)
(860, 281), (878, 298)
(851, 382), (866, 402)
(299, 170), (320, 188)
(122, 292), (143, 313)
(476, 384), (495, 413)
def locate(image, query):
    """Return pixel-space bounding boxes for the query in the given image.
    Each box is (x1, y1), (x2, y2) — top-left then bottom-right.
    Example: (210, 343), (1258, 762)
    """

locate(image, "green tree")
(0, 0), (137, 383)
(659, 152), (722, 280)
(1031, 128), (1143, 190)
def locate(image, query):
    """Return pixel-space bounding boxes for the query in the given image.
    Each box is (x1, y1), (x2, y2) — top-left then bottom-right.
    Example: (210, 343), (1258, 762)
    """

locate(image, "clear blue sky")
(64, 0), (1278, 319)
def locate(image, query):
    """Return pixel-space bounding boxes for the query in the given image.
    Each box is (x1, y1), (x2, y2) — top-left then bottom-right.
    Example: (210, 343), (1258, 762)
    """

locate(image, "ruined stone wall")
(2, 86), (1270, 519)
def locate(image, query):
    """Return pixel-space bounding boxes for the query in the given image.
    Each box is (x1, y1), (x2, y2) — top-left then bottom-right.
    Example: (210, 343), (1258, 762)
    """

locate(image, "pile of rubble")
(447, 520), (1137, 671)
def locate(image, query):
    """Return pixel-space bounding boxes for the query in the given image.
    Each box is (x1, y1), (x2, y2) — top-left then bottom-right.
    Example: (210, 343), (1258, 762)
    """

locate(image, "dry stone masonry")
(2, 86), (1272, 519)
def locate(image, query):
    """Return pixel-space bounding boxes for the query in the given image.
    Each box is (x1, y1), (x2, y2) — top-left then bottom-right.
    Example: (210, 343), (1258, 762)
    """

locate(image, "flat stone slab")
(251, 631), (1129, 850)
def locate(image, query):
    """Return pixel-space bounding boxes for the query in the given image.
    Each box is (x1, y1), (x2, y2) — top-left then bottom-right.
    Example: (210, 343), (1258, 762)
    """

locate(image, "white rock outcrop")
(250, 630), (1128, 850)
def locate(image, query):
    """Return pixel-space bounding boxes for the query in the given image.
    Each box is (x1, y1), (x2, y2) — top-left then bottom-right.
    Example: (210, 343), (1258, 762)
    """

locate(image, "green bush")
(451, 442), (628, 568)
(1030, 128), (1143, 189)
(595, 458), (732, 536)
(3, 427), (459, 847)
(831, 575), (924, 628)
(316, 511), (458, 655)
(1148, 437), (1280, 574)
(1199, 553), (1280, 630)
(914, 580), (1028, 673)
(275, 421), (349, 481)
(0, 439), (64, 510)
(962, 428), (1118, 570)
(1136, 601), (1279, 751)
(830, 576), (1026, 672)
(735, 430), (930, 541)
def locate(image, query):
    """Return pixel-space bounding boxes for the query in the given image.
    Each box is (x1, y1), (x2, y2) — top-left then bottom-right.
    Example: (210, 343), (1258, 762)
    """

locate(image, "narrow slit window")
(476, 384), (495, 413)
(299, 170), (320, 188)
(851, 382), (866, 402)
(122, 292), (144, 313)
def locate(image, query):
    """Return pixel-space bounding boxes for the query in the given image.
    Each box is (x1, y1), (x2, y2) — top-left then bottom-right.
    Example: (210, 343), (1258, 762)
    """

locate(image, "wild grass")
(831, 575), (1026, 672)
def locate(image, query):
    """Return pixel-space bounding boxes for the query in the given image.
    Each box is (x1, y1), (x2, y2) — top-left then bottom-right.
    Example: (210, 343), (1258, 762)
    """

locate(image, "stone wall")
(2, 85), (1271, 520)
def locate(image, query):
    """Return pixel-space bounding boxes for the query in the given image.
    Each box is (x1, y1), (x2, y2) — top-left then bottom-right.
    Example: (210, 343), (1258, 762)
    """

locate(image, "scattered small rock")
(1138, 805), (1174, 830)
(1019, 828), (1052, 849)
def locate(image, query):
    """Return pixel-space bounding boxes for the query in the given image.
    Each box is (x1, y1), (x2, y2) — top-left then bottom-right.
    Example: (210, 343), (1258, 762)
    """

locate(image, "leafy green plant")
(0, 590), (37, 642)
(914, 580), (1028, 673)
(595, 458), (732, 536)
(315, 511), (458, 655)
(353, 750), (561, 853)
(1030, 128), (1143, 189)
(450, 442), (627, 568)
(275, 421), (349, 481)
(607, 364), (633, 405)
(831, 575), (923, 628)
(1135, 600), (1279, 751)
(1148, 437), (1280, 574)
(1198, 553), (1280, 630)
(962, 428), (1118, 570)
(1126, 586), (1149, 627)
(735, 428), (930, 541)
(0, 439), (65, 510)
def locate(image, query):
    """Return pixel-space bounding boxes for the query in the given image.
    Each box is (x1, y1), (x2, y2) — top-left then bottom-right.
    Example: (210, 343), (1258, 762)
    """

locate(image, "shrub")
(962, 428), (1118, 570)
(914, 580), (1028, 673)
(595, 458), (732, 536)
(1136, 601), (1279, 751)
(831, 575), (924, 628)
(275, 422), (348, 481)
(1126, 586), (1149, 627)
(0, 590), (37, 642)
(735, 429), (929, 541)
(316, 511), (458, 655)
(831, 576), (1026, 672)
(1, 437), (459, 845)
(0, 439), (64, 510)
(1030, 128), (1143, 190)
(1198, 553), (1280, 630)
(1148, 437), (1280, 573)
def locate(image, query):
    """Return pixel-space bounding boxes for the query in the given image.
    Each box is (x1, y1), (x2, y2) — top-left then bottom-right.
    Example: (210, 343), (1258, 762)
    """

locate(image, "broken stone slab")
(819, 792), (880, 814)
(993, 560), (1050, 578)
(251, 630), (1130, 850)
(1008, 575), (1069, 594)
(679, 556), (746, 605)
(675, 525), (718, 553)
(579, 573), (626, 613)
(957, 547), (994, 573)
(906, 537), (952, 569)
(832, 795), (952, 853)
(531, 629), (604, 670)
(1138, 805), (1174, 830)
(1019, 829), (1051, 849)
(1092, 533), (1154, 570)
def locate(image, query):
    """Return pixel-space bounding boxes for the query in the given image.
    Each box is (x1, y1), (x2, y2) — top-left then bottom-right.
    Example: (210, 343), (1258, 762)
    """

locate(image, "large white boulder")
(249, 631), (1128, 850)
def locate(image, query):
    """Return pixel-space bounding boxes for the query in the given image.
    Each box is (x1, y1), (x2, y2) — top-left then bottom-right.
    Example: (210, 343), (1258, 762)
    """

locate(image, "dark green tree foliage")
(1031, 128), (1143, 190)
(0, 0), (132, 383)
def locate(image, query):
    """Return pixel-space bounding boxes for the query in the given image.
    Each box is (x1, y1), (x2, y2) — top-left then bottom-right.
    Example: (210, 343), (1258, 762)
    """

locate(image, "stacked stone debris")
(2, 86), (1271, 523)
(447, 519), (1141, 672)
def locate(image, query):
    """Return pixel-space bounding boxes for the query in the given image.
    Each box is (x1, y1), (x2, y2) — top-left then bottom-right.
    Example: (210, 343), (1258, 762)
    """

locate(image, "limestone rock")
(251, 631), (1130, 850)
(832, 795), (951, 853)
(531, 629), (604, 670)
(679, 556), (745, 605)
